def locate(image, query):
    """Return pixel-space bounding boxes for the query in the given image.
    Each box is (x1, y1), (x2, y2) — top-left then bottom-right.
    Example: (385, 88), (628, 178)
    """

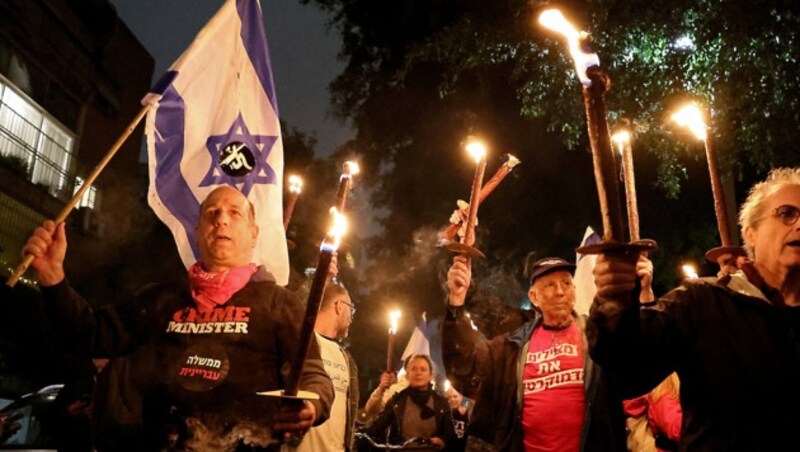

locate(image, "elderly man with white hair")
(589, 167), (800, 451)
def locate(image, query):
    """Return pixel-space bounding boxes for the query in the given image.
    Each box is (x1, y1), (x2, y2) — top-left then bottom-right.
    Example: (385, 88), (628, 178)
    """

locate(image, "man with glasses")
(589, 167), (800, 450)
(288, 283), (359, 452)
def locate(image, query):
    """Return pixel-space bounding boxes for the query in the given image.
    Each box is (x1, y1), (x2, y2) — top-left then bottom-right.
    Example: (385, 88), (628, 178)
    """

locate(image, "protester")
(445, 386), (469, 451)
(21, 185), (334, 450)
(41, 356), (108, 452)
(645, 373), (681, 451)
(361, 354), (454, 450)
(288, 283), (359, 452)
(623, 372), (681, 452)
(360, 369), (408, 423)
(589, 167), (800, 449)
(91, 353), (147, 451)
(621, 259), (682, 452)
(442, 255), (629, 451)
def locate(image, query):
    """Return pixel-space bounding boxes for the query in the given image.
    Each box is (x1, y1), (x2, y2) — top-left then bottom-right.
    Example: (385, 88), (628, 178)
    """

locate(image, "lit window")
(0, 86), (42, 163)
(0, 76), (75, 197)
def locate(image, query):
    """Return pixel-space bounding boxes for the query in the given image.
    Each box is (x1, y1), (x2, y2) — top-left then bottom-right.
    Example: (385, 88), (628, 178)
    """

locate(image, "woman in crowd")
(361, 354), (454, 450)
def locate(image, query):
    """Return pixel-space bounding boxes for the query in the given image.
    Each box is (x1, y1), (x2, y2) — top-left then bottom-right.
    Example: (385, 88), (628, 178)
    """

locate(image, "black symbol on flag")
(219, 142), (255, 177)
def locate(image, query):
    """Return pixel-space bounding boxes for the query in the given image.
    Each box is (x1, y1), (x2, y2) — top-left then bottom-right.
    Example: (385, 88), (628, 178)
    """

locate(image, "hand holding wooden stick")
(440, 154), (520, 244)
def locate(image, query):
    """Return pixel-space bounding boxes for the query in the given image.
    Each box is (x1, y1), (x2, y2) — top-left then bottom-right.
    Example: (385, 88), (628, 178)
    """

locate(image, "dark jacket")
(442, 305), (626, 452)
(363, 386), (456, 449)
(40, 268), (333, 450)
(588, 273), (800, 451)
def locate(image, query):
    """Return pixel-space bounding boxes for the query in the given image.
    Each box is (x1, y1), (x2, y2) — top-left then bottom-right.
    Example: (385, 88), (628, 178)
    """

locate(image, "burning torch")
(283, 175), (303, 230)
(538, 9), (655, 256)
(440, 154), (521, 245)
(446, 137), (489, 260)
(335, 161), (360, 214)
(259, 208), (347, 402)
(386, 310), (402, 372)
(611, 126), (640, 242)
(682, 263), (699, 280)
(670, 103), (744, 263)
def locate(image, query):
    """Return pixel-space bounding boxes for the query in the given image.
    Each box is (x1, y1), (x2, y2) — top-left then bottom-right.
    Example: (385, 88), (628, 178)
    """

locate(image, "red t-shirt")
(521, 322), (585, 451)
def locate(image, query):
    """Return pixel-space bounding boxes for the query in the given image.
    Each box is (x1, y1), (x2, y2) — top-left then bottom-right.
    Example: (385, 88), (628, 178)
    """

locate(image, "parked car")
(0, 384), (62, 450)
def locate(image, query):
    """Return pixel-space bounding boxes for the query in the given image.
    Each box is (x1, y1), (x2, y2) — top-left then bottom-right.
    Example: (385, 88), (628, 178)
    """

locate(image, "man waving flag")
(143, 0), (289, 284)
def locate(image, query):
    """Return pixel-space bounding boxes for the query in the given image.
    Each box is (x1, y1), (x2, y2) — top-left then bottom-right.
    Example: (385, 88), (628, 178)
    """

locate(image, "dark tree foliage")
(303, 0), (800, 382)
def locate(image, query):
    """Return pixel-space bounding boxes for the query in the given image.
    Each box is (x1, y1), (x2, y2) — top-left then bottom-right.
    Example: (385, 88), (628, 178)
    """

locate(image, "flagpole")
(6, 104), (151, 288)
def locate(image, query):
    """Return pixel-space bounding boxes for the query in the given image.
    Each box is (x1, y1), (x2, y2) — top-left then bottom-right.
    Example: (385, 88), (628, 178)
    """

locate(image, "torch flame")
(671, 104), (707, 141)
(388, 310), (402, 335)
(288, 175), (303, 194)
(465, 138), (487, 163)
(611, 130), (631, 155)
(444, 379), (452, 392)
(321, 207), (348, 252)
(343, 161), (361, 178)
(538, 9), (600, 86)
(682, 263), (699, 279)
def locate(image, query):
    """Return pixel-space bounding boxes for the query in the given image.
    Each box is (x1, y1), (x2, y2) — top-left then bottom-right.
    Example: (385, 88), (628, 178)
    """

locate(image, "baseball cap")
(528, 257), (576, 285)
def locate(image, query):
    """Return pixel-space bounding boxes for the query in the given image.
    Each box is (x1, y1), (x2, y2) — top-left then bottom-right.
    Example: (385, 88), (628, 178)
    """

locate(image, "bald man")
(22, 186), (333, 450)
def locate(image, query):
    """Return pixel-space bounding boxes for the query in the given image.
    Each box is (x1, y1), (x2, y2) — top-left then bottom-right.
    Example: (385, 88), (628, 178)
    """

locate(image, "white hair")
(739, 167), (800, 256)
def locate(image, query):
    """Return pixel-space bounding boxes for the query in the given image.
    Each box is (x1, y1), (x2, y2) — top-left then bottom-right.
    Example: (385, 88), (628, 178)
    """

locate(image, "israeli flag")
(400, 312), (431, 365)
(574, 226), (602, 316)
(143, 0), (289, 285)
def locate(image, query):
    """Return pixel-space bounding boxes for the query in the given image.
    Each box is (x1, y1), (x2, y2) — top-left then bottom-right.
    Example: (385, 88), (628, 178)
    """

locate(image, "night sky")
(111, 0), (352, 158)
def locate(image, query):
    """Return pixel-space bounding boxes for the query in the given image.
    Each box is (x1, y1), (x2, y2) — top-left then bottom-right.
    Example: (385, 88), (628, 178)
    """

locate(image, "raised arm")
(441, 256), (490, 400)
(22, 220), (67, 286)
(588, 252), (690, 397)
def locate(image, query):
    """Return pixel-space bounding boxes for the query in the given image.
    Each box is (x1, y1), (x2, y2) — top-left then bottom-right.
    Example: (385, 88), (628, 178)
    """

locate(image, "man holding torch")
(590, 168), (800, 450)
(288, 283), (358, 452)
(21, 186), (334, 450)
(442, 255), (632, 451)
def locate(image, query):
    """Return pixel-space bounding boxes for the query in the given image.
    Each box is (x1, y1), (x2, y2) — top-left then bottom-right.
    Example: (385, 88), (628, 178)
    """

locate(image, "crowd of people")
(1, 167), (798, 451)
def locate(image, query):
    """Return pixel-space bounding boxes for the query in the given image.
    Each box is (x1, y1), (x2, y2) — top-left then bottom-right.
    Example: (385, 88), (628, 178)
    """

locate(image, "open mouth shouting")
(210, 232), (233, 246)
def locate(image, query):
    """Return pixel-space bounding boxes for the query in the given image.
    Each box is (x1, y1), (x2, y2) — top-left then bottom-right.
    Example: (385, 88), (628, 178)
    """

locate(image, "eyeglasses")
(340, 300), (356, 315)
(755, 205), (800, 226)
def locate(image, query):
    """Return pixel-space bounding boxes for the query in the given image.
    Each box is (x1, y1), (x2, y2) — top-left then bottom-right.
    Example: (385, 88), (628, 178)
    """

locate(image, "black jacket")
(41, 268), (333, 450)
(588, 273), (800, 451)
(363, 386), (455, 450)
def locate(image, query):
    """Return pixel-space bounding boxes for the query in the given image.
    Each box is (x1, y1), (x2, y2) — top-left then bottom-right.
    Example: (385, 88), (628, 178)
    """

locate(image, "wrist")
(38, 267), (65, 286)
(639, 287), (655, 303)
(448, 293), (465, 307)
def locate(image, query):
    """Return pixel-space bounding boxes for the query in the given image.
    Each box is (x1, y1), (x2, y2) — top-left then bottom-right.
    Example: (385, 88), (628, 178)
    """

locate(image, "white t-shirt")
(287, 333), (350, 452)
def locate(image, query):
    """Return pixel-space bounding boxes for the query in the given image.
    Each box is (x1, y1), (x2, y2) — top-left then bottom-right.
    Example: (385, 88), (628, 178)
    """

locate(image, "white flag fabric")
(143, 0), (288, 284)
(573, 226), (602, 316)
(400, 313), (431, 369)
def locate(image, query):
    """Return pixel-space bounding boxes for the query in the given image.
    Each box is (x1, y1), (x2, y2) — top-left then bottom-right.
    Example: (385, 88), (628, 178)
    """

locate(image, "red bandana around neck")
(188, 262), (257, 312)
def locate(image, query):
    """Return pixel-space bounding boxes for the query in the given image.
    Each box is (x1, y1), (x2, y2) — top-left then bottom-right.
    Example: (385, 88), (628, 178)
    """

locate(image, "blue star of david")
(199, 113), (277, 196)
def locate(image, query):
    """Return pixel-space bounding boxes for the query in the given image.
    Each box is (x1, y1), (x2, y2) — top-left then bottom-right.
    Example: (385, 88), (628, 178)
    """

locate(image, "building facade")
(0, 0), (154, 284)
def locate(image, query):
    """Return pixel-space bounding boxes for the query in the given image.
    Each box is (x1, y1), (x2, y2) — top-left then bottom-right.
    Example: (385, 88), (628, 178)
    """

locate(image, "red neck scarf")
(188, 262), (257, 312)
